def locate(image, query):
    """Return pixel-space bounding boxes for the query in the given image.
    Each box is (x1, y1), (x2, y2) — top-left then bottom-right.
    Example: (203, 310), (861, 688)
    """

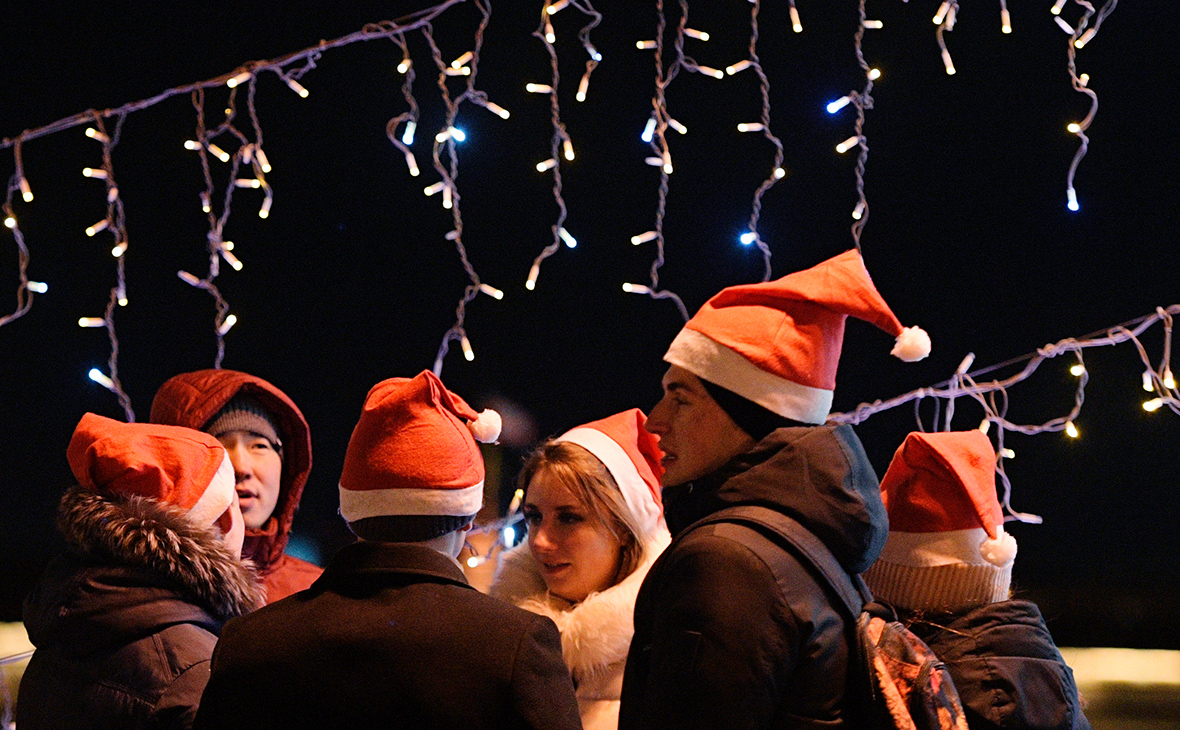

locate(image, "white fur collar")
(490, 530), (670, 682)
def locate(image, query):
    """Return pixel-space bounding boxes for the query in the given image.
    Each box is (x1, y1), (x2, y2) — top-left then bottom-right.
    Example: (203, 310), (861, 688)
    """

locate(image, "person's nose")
(225, 443), (253, 481)
(530, 522), (556, 552)
(646, 396), (671, 435)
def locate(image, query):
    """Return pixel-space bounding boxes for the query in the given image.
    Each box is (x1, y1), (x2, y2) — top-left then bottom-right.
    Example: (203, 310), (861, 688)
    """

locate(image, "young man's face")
(645, 365), (756, 488)
(216, 431), (282, 529)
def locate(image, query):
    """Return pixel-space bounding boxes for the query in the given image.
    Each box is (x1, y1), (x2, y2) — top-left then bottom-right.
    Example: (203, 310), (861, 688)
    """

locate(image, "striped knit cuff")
(862, 560), (1012, 613)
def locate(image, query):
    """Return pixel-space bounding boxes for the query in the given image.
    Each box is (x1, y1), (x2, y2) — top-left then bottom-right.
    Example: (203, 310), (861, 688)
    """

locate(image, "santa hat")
(664, 249), (930, 425)
(862, 430), (1018, 613)
(67, 412), (235, 528)
(339, 370), (501, 541)
(555, 408), (667, 541)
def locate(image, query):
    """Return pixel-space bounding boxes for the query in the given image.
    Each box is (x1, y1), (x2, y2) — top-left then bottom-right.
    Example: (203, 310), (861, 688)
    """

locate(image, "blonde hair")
(518, 440), (645, 585)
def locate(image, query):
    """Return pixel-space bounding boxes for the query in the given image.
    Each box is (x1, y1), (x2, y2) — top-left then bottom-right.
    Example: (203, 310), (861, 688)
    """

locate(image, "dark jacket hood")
(23, 487), (264, 654)
(663, 424), (888, 574)
(149, 369), (312, 570)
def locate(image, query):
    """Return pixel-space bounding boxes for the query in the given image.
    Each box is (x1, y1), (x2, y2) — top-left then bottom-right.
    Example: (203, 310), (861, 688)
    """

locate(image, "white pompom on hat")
(67, 412), (235, 529)
(338, 370), (500, 524)
(863, 430), (1018, 613)
(555, 408), (667, 542)
(664, 248), (930, 425)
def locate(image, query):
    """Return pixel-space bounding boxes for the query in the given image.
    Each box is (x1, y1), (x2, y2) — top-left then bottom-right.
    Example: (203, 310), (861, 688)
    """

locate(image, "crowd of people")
(14, 249), (1090, 729)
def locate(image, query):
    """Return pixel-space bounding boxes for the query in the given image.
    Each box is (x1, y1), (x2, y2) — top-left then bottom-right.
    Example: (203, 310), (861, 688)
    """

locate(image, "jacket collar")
(316, 540), (472, 590)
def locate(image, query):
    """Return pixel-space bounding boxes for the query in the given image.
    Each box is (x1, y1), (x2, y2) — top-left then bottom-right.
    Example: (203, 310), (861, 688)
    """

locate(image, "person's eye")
(558, 513), (583, 525)
(522, 510), (541, 525)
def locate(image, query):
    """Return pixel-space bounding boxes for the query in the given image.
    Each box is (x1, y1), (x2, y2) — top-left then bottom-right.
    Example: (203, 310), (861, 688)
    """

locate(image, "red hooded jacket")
(150, 369), (321, 603)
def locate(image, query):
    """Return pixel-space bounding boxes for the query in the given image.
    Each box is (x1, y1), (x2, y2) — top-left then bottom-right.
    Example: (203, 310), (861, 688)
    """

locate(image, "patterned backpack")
(698, 506), (969, 730)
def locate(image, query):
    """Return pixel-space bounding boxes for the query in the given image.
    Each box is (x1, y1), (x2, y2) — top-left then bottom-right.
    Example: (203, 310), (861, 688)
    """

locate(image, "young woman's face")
(524, 471), (623, 603)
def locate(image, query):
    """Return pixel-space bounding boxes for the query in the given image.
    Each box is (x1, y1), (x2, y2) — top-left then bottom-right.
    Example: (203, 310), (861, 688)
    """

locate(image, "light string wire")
(83, 113), (136, 421)
(625, 0), (688, 322)
(0, 0), (467, 350)
(829, 304), (1179, 521)
(428, 0), (503, 376)
(934, 1), (961, 77)
(738, 0), (781, 279)
(848, 0), (875, 251)
(1060, 0), (1118, 212)
(524, 2), (575, 291)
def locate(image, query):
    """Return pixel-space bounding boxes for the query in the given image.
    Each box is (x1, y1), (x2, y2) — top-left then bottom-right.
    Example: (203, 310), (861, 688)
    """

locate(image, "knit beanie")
(204, 395), (283, 454)
(339, 370), (502, 542)
(862, 430), (1019, 613)
(664, 249), (930, 425)
(67, 412), (236, 528)
(555, 408), (667, 542)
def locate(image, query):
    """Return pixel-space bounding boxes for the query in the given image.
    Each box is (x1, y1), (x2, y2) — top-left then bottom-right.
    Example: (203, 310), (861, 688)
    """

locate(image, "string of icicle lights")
(0, 0), (1135, 416)
(829, 304), (1180, 524)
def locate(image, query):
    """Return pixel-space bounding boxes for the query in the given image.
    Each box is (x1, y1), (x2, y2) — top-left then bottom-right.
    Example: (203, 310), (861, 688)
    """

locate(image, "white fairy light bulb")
(466, 555), (484, 568)
(941, 49), (957, 75)
(663, 153), (673, 175)
(933, 1), (950, 24)
(218, 314), (238, 335)
(1143, 398), (1164, 412)
(107, 187), (119, 203)
(726, 60), (752, 75)
(739, 231), (757, 246)
(622, 283), (651, 294)
(1067, 188), (1079, 212)
(424, 182), (446, 196)
(78, 317), (106, 328)
(684, 28), (709, 41)
(88, 368), (116, 390)
(85, 219), (109, 237)
(444, 67), (471, 77)
(255, 148), (272, 173)
(208, 144), (231, 163)
(226, 70), (252, 88)
(526, 263), (540, 290)
(223, 241), (234, 251)
(697, 65), (724, 79)
(851, 201), (865, 220)
(636, 40), (657, 50)
(1001, 8), (1012, 33)
(1051, 0), (1067, 15)
(442, 185), (453, 210)
(641, 116), (656, 143)
(536, 158), (557, 172)
(111, 242), (127, 258)
(82, 167), (108, 179)
(1070, 363), (1086, 377)
(220, 247), (244, 271)
(526, 83), (553, 94)
(402, 121), (417, 145)
(1074, 28), (1097, 48)
(545, 20), (555, 44)
(397, 58), (412, 74)
(4, 216), (16, 229)
(1054, 17), (1075, 34)
(484, 101), (510, 119)
(259, 196), (272, 219)
(27, 281), (48, 294)
(864, 20), (883, 29)
(563, 138), (575, 161)
(1000, 448), (1016, 460)
(827, 96), (852, 114)
(789, 5), (802, 32)
(235, 178), (262, 189)
(1067, 122), (1082, 134)
(869, 68), (881, 80)
(1142, 371), (1155, 391)
(667, 118), (687, 135)
(177, 271), (201, 287)
(184, 140), (200, 151)
(450, 127), (467, 142)
(737, 123), (765, 132)
(285, 78), (310, 98)
(461, 334), (475, 362)
(644, 157), (664, 167)
(631, 231), (658, 245)
(445, 230), (460, 241)
(1165, 369), (1176, 390)
(85, 127), (110, 143)
(979, 419), (991, 434)
(479, 283), (504, 300)
(508, 488), (525, 514)
(451, 51), (473, 69)
(502, 525), (516, 546)
(835, 135), (860, 154)
(1065, 421), (1079, 438)
(19, 177), (33, 202)
(1079, 73), (1090, 87)
(404, 151), (420, 177)
(200, 192), (211, 214)
(774, 167), (786, 179)
(576, 72), (590, 102)
(546, 0), (570, 14)
(558, 228), (577, 248)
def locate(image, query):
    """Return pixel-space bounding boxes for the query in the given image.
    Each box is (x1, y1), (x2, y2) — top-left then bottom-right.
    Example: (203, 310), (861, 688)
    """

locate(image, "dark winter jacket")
(619, 424), (888, 730)
(150, 369), (320, 602)
(192, 540), (583, 730)
(902, 600), (1092, 730)
(18, 487), (264, 730)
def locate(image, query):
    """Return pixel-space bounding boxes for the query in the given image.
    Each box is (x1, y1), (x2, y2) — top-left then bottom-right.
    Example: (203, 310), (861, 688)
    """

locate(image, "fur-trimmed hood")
(491, 530), (671, 683)
(29, 486), (264, 631)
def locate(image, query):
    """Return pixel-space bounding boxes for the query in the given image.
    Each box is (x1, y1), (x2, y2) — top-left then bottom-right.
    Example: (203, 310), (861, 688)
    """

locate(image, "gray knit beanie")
(204, 395), (284, 455)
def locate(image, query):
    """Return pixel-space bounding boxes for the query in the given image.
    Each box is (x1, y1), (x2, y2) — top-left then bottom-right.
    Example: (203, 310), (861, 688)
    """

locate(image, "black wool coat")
(619, 425), (889, 730)
(192, 540), (583, 730)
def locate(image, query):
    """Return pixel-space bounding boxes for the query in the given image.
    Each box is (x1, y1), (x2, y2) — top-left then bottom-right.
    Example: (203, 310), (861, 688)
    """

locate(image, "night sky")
(1, 1), (1176, 647)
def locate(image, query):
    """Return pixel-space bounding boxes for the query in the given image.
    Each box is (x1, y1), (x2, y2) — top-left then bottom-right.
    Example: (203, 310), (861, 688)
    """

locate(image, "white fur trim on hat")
(468, 409), (502, 443)
(556, 427), (665, 540)
(339, 480), (484, 522)
(876, 527), (1003, 568)
(664, 328), (832, 425)
(891, 326), (932, 362)
(187, 451), (235, 528)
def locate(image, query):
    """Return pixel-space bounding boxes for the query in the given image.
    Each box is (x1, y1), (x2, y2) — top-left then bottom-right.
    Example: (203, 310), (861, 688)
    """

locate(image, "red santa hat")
(555, 408), (667, 541)
(862, 430), (1019, 613)
(339, 370), (501, 529)
(67, 412), (235, 528)
(664, 249), (930, 425)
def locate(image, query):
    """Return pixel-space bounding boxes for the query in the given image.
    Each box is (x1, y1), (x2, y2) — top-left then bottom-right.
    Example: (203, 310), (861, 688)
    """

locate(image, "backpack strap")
(688, 505), (871, 620)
